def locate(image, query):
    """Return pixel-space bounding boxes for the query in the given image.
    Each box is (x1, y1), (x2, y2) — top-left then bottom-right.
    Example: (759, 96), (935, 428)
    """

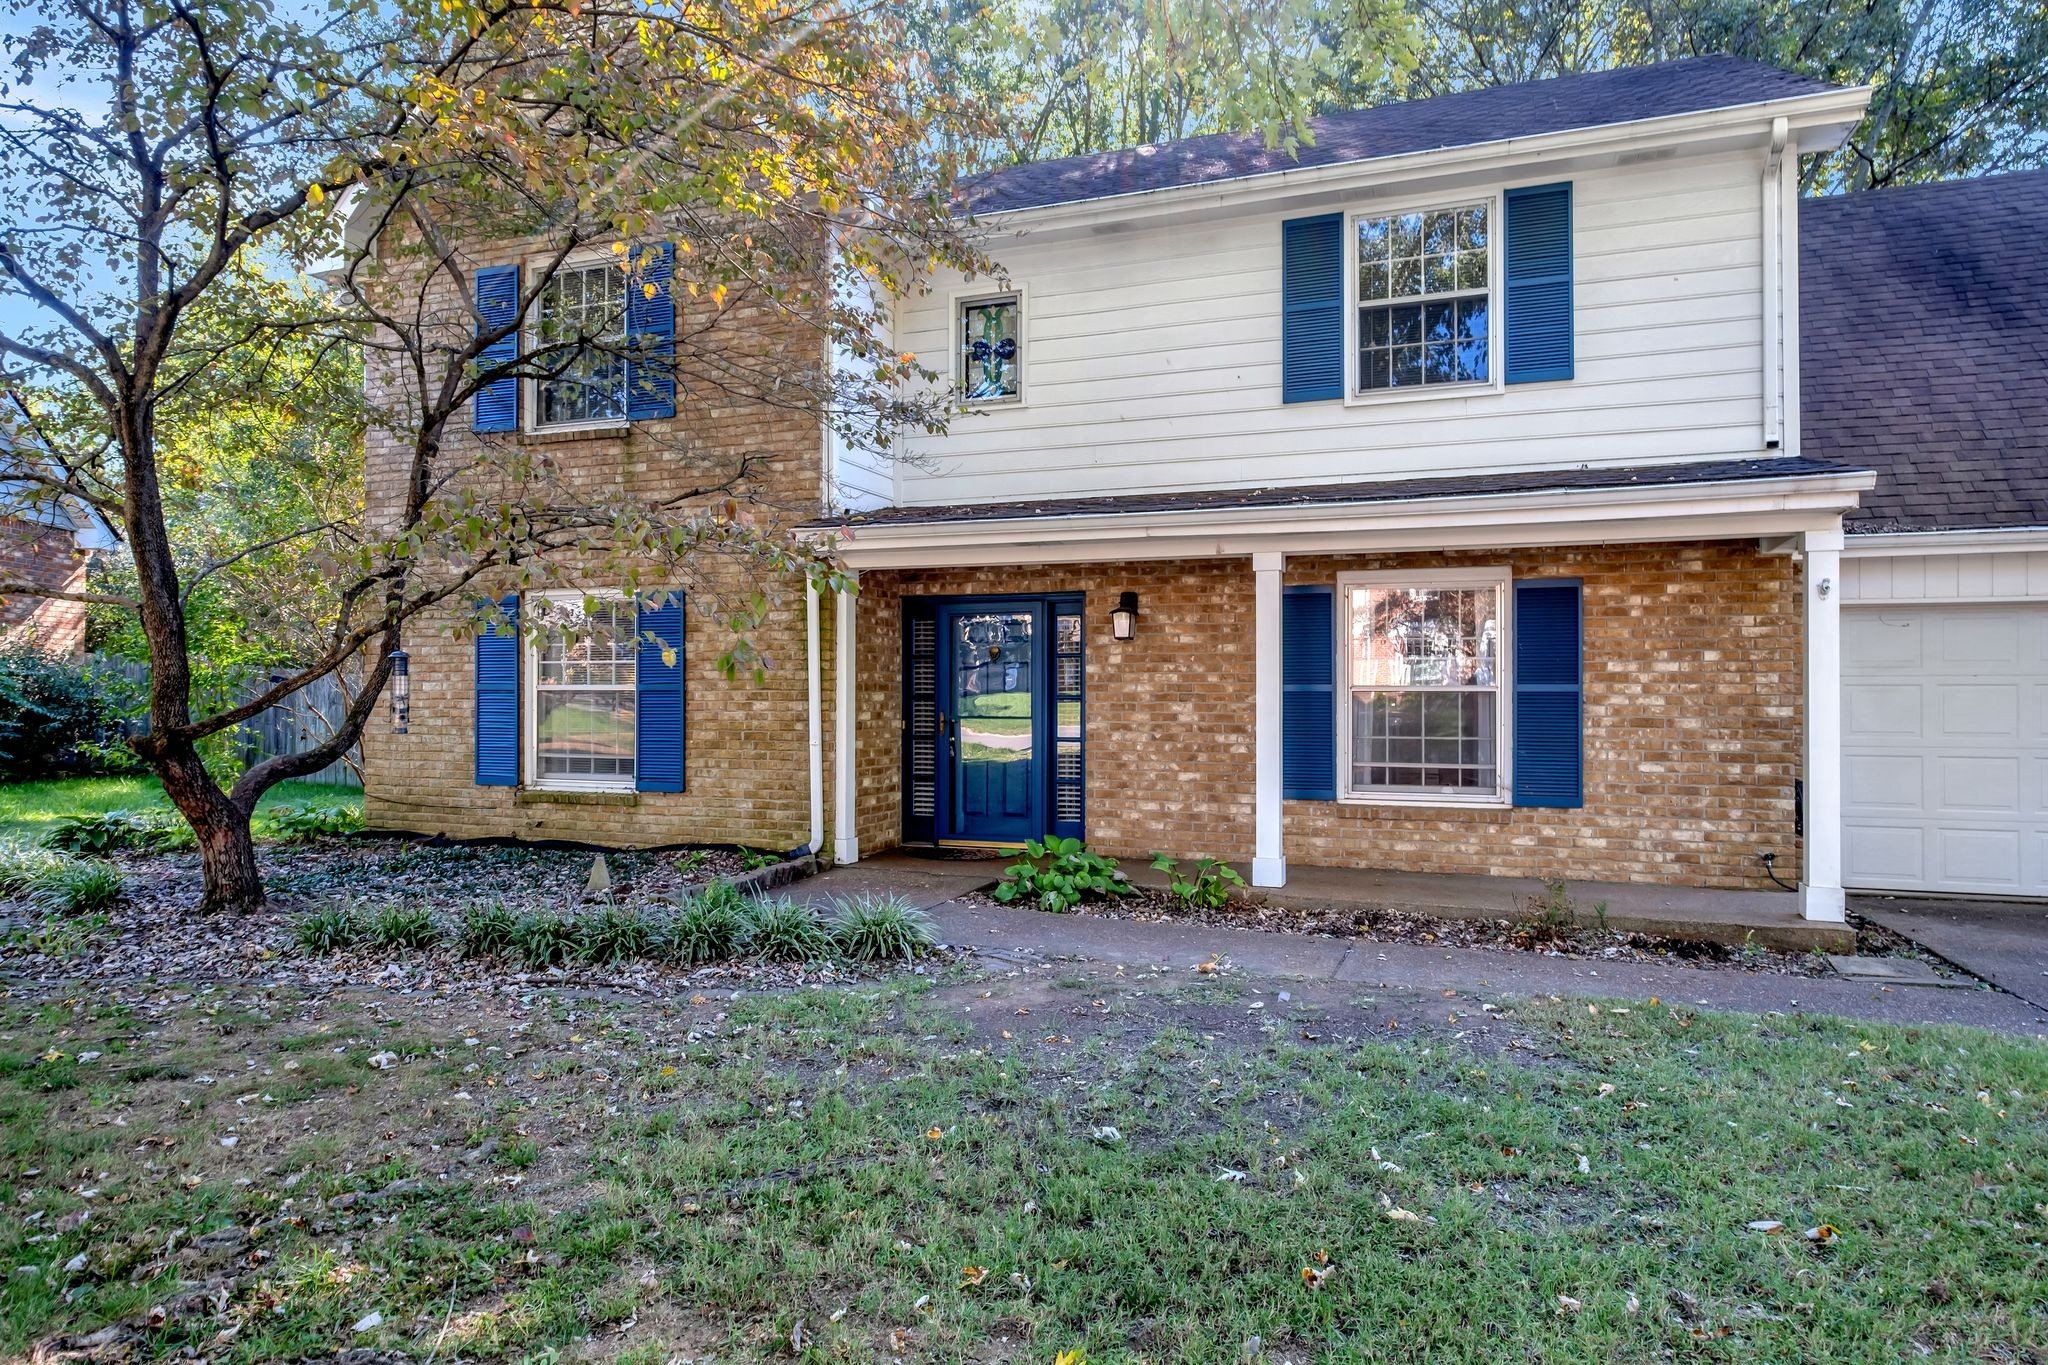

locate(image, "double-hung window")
(1354, 201), (1493, 394)
(1342, 572), (1505, 799)
(533, 262), (629, 428)
(528, 596), (637, 789)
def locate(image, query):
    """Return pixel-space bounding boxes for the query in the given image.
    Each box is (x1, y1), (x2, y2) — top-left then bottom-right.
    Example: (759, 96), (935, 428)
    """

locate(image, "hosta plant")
(1149, 854), (1248, 912)
(993, 837), (1128, 913)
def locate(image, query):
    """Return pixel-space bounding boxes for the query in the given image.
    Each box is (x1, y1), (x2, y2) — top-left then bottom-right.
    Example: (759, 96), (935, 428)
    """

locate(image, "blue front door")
(941, 602), (1042, 844)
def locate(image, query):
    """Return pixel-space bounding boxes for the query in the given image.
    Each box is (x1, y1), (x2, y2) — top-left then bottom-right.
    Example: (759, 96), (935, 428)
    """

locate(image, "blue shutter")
(1282, 585), (1337, 800)
(625, 242), (677, 421)
(1512, 578), (1583, 808)
(1281, 214), (1344, 403)
(635, 592), (685, 792)
(474, 595), (520, 786)
(472, 265), (521, 432)
(1503, 183), (1574, 384)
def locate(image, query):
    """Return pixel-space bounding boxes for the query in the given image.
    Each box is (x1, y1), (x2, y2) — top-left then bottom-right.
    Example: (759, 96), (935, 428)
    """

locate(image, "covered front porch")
(804, 459), (1875, 925)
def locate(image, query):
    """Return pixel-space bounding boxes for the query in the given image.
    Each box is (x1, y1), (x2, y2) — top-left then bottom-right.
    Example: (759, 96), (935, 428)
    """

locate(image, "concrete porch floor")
(872, 850), (1853, 953)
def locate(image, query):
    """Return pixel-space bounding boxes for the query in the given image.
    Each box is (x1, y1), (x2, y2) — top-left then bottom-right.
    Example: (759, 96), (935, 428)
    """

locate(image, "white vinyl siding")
(893, 149), (1771, 506)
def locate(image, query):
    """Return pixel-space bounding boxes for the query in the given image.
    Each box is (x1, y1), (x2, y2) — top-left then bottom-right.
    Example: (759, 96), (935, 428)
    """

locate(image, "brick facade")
(0, 520), (92, 656)
(853, 540), (1804, 890)
(358, 232), (833, 851)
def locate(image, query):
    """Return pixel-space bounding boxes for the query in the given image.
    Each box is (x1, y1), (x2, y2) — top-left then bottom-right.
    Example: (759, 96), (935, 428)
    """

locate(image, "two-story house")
(356, 56), (2048, 924)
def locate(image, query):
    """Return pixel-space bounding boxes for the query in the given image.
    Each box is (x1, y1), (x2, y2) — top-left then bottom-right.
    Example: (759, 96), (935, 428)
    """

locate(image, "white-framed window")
(530, 261), (629, 430)
(1339, 569), (1508, 802)
(954, 290), (1023, 405)
(525, 593), (637, 790)
(1348, 197), (1497, 400)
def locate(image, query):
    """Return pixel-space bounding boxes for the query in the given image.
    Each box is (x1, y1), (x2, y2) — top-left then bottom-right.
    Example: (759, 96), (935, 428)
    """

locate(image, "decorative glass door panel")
(949, 608), (1036, 842)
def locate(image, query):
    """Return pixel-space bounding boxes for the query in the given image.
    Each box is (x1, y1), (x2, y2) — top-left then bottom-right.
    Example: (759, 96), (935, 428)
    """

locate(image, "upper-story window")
(534, 263), (629, 428)
(957, 292), (1022, 405)
(1355, 202), (1491, 394)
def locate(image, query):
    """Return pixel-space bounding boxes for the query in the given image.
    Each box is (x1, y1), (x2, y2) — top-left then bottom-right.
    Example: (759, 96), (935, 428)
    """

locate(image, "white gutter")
(1843, 526), (2048, 557)
(811, 469), (1874, 569)
(967, 86), (1872, 236)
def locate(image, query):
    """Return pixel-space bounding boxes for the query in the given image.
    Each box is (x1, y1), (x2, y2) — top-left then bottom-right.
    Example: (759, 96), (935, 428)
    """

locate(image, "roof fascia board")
(1843, 527), (2048, 557)
(817, 471), (1874, 568)
(974, 87), (1871, 237)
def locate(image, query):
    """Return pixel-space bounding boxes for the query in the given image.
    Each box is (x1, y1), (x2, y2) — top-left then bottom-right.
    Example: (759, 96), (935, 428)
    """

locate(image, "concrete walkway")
(1854, 894), (2048, 1012)
(802, 855), (2048, 1036)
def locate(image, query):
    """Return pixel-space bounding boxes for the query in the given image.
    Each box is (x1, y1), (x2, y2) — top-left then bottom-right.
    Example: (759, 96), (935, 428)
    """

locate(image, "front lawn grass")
(0, 776), (359, 841)
(1, 976), (2042, 1362)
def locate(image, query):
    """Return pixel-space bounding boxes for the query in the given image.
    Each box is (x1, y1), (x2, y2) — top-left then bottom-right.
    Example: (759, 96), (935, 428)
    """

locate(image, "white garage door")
(1843, 604), (2048, 897)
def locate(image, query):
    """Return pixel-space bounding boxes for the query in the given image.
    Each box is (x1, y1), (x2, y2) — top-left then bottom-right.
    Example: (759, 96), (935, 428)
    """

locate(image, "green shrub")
(296, 906), (364, 953)
(741, 895), (832, 962)
(831, 894), (936, 962)
(992, 837), (1129, 913)
(25, 857), (123, 915)
(578, 905), (650, 964)
(1149, 854), (1247, 911)
(511, 911), (581, 970)
(367, 904), (439, 950)
(656, 892), (744, 966)
(42, 807), (194, 854)
(455, 904), (518, 959)
(0, 647), (129, 779)
(261, 802), (364, 842)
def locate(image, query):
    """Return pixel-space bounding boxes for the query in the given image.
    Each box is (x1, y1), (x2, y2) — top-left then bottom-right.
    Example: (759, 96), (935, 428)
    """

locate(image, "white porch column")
(1252, 552), (1287, 887)
(1801, 527), (1845, 921)
(805, 583), (824, 857)
(833, 577), (860, 865)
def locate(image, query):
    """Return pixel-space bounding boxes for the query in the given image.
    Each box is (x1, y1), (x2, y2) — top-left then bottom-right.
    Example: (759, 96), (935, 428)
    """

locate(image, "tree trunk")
(151, 739), (264, 914)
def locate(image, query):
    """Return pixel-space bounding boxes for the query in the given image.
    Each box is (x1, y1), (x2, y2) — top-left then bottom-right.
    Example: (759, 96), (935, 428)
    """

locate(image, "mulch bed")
(0, 838), (921, 995)
(973, 887), (1940, 980)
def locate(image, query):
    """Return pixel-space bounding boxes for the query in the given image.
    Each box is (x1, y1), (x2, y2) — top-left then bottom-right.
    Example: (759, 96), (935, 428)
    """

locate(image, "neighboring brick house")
(352, 58), (2048, 921)
(0, 419), (116, 656)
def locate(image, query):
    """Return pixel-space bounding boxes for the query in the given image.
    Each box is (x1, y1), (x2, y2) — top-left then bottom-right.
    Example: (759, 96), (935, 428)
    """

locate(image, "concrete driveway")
(1852, 895), (2048, 1011)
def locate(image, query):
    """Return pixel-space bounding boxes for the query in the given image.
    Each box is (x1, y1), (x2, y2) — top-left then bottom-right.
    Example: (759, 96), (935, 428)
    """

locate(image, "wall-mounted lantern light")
(389, 648), (411, 734)
(1110, 591), (1140, 642)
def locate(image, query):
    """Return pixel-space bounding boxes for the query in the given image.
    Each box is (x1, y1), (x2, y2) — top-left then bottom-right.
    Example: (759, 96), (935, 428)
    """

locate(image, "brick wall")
(358, 231), (832, 850)
(0, 521), (91, 656)
(853, 540), (1804, 889)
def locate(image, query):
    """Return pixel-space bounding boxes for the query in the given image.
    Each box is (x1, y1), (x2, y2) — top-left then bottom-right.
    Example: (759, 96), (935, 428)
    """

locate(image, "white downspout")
(805, 582), (824, 857)
(1760, 115), (1788, 448)
(833, 578), (860, 864)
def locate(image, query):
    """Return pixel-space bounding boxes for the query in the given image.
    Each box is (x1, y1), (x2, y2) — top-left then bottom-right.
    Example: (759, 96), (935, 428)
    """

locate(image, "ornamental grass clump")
(26, 857), (124, 915)
(295, 905), (364, 953)
(831, 894), (936, 962)
(578, 905), (650, 965)
(455, 903), (518, 960)
(511, 910), (580, 971)
(657, 890), (746, 966)
(368, 903), (440, 950)
(741, 894), (833, 962)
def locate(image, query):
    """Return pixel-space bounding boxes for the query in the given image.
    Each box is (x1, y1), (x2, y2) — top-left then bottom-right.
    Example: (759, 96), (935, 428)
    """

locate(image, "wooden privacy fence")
(91, 657), (363, 788)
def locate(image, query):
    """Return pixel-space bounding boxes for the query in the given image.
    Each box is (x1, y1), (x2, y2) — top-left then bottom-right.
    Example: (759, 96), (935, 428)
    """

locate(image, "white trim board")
(811, 470), (1873, 570)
